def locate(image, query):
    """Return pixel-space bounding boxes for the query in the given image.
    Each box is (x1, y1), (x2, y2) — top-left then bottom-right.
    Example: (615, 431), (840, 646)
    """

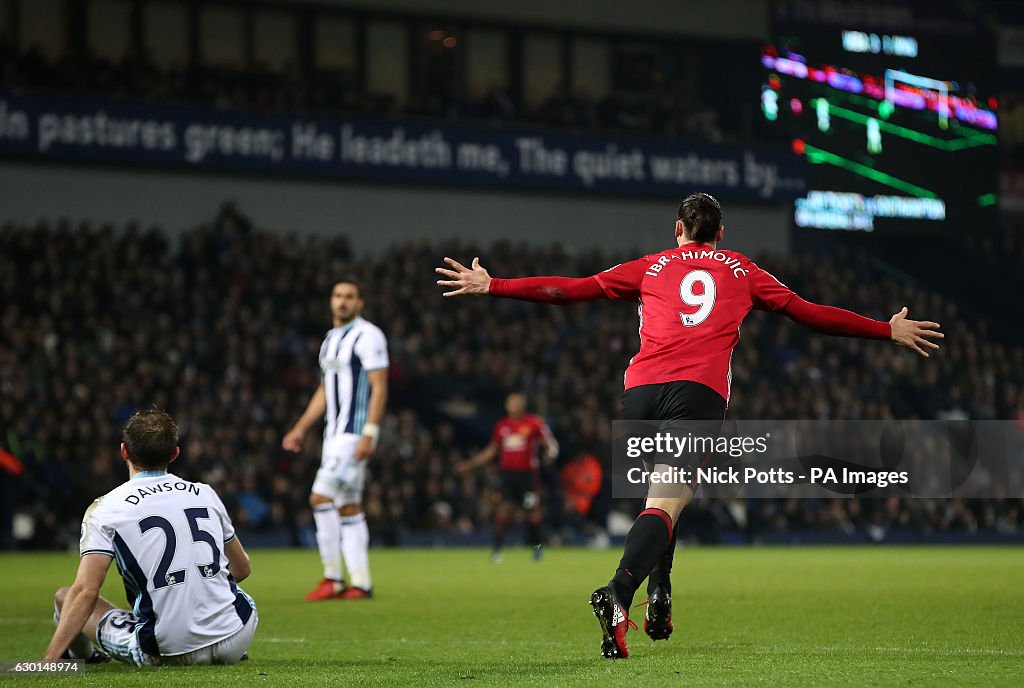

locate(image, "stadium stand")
(0, 31), (731, 141)
(2, 203), (1021, 550)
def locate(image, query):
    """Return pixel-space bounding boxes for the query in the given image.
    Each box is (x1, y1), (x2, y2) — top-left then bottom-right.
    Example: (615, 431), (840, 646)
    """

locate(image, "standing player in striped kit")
(283, 279), (389, 601)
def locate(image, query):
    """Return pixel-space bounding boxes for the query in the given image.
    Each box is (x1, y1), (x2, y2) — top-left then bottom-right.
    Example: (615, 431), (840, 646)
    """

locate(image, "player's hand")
(454, 460), (469, 476)
(282, 428), (305, 453)
(889, 307), (943, 357)
(354, 435), (374, 461)
(435, 257), (491, 297)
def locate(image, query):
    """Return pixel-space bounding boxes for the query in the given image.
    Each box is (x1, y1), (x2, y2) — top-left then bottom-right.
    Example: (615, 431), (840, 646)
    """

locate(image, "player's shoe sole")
(643, 587), (673, 641)
(589, 586), (633, 659)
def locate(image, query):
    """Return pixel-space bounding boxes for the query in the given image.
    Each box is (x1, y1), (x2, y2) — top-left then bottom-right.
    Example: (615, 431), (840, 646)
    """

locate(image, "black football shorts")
(620, 380), (727, 472)
(501, 469), (540, 509)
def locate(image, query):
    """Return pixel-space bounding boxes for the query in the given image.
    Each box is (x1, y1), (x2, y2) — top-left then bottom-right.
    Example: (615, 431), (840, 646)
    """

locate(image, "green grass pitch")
(1, 546), (1022, 687)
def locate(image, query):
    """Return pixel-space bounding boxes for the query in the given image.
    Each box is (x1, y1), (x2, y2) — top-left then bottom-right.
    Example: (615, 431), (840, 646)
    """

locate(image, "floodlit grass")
(1, 546), (1022, 686)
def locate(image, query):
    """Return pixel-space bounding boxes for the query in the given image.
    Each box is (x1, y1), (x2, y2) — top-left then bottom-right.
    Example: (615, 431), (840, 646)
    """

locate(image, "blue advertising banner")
(0, 93), (805, 201)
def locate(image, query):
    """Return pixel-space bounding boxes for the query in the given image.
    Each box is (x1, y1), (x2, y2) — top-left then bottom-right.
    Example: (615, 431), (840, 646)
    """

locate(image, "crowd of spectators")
(0, 37), (728, 142)
(1, 203), (1023, 550)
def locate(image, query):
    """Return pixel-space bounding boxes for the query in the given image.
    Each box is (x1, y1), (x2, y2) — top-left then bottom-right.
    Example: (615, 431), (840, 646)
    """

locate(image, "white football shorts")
(311, 433), (367, 505)
(96, 590), (258, 667)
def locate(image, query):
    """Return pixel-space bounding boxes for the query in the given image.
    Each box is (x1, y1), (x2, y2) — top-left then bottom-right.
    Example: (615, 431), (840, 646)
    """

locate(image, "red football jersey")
(492, 414), (550, 471)
(593, 244), (795, 401)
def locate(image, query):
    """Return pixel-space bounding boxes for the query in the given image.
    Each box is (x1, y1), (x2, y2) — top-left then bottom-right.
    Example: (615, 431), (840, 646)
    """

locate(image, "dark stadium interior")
(5, 0), (1024, 681)
(2, 203), (1022, 549)
(0, 0), (753, 141)
(1, 0), (1023, 553)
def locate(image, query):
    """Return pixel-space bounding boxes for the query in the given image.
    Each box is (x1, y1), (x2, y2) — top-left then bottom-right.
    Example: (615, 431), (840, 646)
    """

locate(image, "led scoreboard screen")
(762, 1), (999, 232)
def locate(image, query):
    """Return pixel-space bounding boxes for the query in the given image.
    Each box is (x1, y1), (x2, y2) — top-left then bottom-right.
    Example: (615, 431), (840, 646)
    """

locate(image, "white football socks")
(313, 503), (344, 584)
(340, 512), (371, 591)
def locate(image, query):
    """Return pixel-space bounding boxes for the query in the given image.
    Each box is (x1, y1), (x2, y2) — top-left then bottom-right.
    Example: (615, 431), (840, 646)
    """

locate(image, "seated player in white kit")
(43, 410), (258, 666)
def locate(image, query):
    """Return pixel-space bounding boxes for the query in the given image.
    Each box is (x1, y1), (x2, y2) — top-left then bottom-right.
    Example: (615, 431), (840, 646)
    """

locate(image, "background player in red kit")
(457, 392), (559, 562)
(436, 192), (943, 659)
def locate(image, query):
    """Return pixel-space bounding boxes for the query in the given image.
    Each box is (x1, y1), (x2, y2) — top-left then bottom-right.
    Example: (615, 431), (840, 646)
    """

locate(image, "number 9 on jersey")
(679, 270), (716, 327)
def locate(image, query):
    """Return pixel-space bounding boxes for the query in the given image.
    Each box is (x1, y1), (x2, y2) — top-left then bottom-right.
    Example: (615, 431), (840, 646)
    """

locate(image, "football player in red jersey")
(457, 392), (559, 562)
(436, 192), (943, 659)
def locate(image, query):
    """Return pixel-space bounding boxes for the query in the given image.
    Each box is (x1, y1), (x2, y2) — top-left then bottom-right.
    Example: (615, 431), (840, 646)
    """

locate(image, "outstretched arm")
(782, 297), (943, 357)
(490, 276), (605, 304)
(781, 296), (891, 338)
(750, 265), (943, 358)
(436, 257), (606, 304)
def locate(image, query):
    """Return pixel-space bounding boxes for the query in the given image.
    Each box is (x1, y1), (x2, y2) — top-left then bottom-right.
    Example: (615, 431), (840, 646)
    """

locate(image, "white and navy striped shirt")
(79, 472), (251, 656)
(319, 317), (389, 437)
